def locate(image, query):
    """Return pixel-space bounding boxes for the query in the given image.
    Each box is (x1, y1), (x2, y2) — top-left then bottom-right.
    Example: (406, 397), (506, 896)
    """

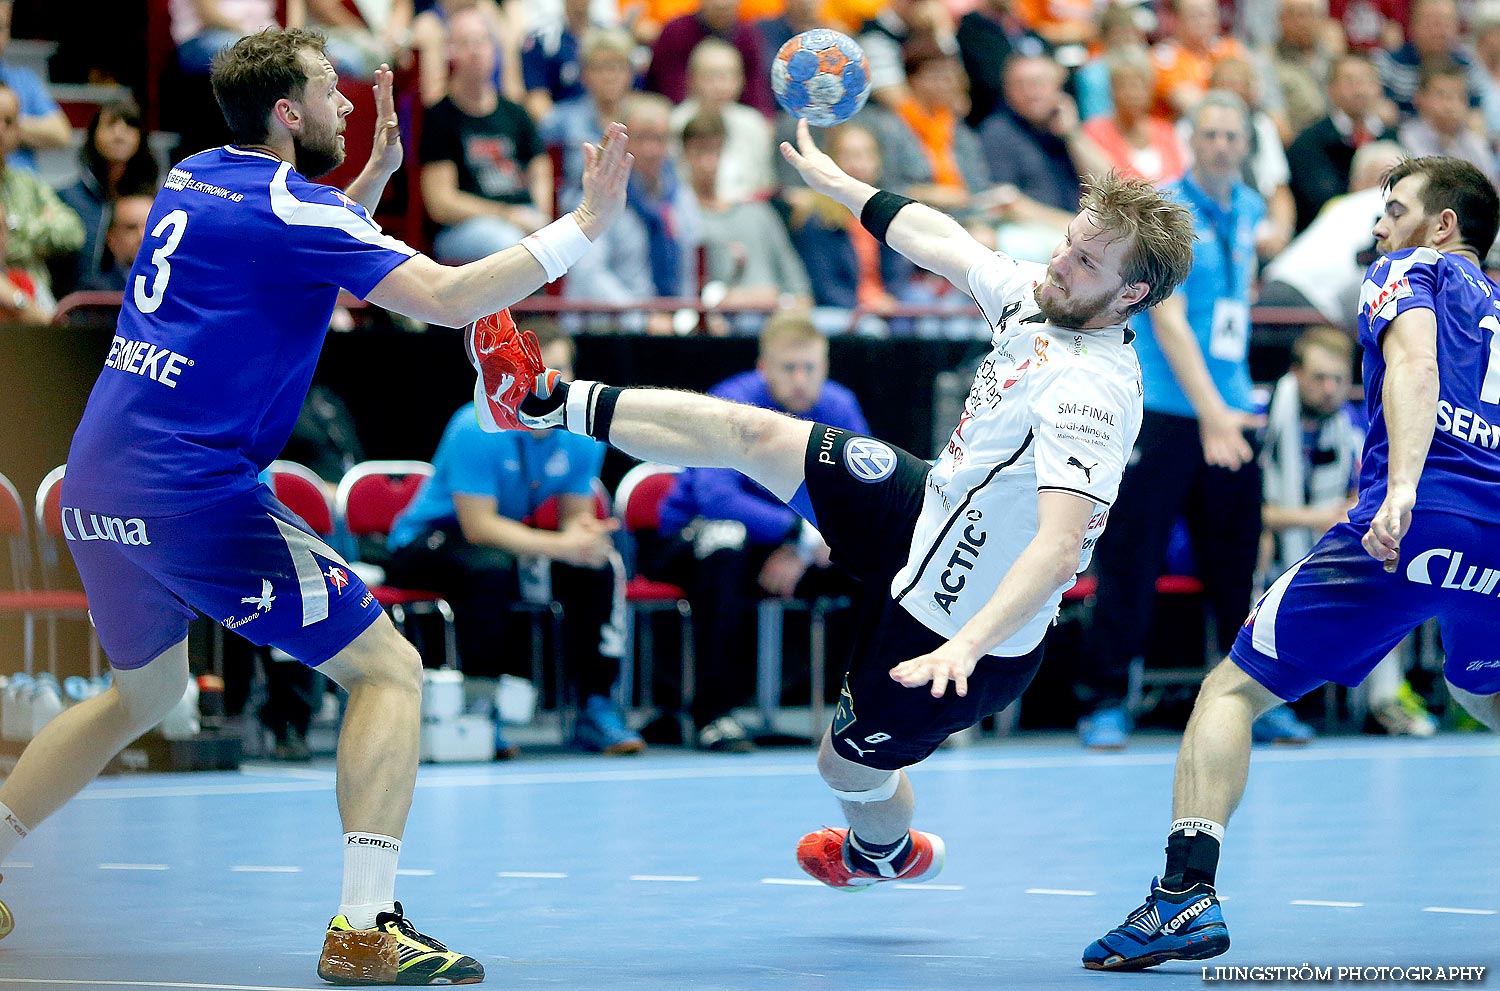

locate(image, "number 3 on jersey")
(133, 209), (187, 314)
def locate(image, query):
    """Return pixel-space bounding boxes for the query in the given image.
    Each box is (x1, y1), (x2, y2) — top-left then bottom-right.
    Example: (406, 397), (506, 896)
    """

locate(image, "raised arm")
(779, 118), (994, 291)
(366, 122), (634, 326)
(1362, 306), (1439, 569)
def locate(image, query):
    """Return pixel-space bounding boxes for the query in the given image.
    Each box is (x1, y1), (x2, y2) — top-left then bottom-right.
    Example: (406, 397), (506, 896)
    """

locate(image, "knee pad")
(829, 770), (901, 804)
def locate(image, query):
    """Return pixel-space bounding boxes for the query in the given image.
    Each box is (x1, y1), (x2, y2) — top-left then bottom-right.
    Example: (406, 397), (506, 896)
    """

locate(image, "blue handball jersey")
(1351, 246), (1500, 525)
(65, 146), (416, 516)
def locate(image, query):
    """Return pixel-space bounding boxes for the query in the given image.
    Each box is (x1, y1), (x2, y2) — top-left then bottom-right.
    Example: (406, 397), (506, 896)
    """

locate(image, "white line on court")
(1423, 906), (1497, 915)
(496, 871), (567, 879)
(761, 877), (822, 886)
(629, 874), (700, 882)
(894, 882), (965, 891)
(98, 863), (169, 871)
(229, 866), (302, 873)
(396, 868), (435, 876)
(894, 954), (993, 959)
(0, 980), (328, 990)
(1025, 888), (1097, 896)
(1291, 899), (1364, 908)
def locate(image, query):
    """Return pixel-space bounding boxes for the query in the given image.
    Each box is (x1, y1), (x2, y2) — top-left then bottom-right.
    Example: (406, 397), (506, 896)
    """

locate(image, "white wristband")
(520, 213), (592, 282)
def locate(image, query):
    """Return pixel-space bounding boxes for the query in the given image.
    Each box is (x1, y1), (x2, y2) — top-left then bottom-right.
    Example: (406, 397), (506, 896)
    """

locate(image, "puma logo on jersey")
(1066, 457), (1097, 483)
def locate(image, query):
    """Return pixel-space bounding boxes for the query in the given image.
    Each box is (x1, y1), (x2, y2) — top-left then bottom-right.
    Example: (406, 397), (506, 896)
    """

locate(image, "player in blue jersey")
(1083, 155), (1500, 971)
(0, 28), (631, 984)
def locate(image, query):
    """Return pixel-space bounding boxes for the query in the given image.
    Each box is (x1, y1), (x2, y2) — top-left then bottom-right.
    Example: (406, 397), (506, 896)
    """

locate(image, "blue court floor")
(0, 734), (1495, 991)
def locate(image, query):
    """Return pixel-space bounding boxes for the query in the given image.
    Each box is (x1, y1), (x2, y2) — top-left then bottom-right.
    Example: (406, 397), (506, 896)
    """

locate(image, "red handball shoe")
(465, 308), (546, 432)
(795, 827), (945, 891)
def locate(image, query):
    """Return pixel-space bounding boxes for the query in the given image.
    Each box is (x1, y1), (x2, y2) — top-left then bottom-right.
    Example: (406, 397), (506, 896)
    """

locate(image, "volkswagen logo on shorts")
(844, 438), (897, 482)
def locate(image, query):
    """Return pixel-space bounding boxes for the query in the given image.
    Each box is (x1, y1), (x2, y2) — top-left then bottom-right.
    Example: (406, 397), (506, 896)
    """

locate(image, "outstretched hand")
(575, 122), (634, 240)
(889, 640), (981, 699)
(779, 118), (855, 201)
(367, 64), (403, 176)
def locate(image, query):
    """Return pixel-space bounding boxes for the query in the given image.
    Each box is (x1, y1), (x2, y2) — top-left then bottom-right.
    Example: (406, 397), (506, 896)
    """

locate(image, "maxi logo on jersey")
(104, 336), (194, 389)
(933, 509), (987, 615)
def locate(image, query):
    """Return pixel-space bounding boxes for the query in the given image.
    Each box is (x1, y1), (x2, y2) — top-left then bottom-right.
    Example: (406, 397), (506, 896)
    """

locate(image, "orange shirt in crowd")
(1014, 0), (1097, 42)
(896, 96), (964, 189)
(1150, 35), (1248, 118)
(847, 218), (889, 308)
(627, 0), (787, 29)
(1081, 115), (1188, 185)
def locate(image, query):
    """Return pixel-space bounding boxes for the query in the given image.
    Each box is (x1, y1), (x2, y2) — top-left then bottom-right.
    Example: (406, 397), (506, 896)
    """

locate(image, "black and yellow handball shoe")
(318, 902), (484, 985)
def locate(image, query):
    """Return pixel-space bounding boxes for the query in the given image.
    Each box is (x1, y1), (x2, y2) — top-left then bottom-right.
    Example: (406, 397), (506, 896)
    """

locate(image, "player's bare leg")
(794, 729), (944, 891)
(313, 615), (485, 985)
(1173, 659), (1284, 825)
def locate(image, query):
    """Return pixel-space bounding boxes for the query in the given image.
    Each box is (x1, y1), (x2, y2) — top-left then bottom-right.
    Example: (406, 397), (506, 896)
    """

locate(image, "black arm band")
(859, 190), (917, 246)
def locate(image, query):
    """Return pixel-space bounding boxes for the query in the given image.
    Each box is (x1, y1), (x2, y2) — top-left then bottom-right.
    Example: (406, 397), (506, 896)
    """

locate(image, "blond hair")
(1080, 171), (1197, 317)
(758, 311), (824, 356)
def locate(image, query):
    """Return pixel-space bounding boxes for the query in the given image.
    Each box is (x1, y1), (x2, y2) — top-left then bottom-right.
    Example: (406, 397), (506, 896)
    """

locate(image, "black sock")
(1162, 828), (1220, 891)
(847, 831), (913, 875)
(587, 385), (623, 443)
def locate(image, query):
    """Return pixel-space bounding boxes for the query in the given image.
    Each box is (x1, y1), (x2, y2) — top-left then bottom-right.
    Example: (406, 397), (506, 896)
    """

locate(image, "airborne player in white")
(473, 118), (1197, 892)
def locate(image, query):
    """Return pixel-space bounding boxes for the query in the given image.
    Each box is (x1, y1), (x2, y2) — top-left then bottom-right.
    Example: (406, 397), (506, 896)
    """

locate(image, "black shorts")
(791, 424), (1047, 770)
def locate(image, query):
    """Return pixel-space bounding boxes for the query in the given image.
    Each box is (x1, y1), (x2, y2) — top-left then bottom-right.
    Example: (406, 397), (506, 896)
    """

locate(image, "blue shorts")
(1231, 512), (1500, 700)
(61, 482), (382, 671)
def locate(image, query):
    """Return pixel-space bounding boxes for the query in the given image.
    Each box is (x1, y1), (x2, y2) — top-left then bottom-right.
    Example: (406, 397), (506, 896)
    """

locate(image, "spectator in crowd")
(170, 0), (281, 74)
(669, 38), (774, 204)
(1329, 0), (1408, 51)
(647, 311), (868, 751)
(1268, 0), (1341, 138)
(646, 0), (775, 117)
(680, 110), (811, 321)
(1374, 0), (1475, 119)
(1074, 1), (1152, 122)
(59, 100), (159, 297)
(889, 38), (990, 217)
(287, 0), (413, 77)
(411, 0), (524, 107)
(787, 122), (914, 310)
(386, 321), (642, 758)
(756, 0), (822, 76)
(1474, 6), (1500, 141)
(564, 92), (701, 329)
(1397, 62), (1500, 183)
(1286, 52), (1390, 230)
(1075, 91), (1306, 750)
(956, 0), (1050, 127)
(1200, 55), (1296, 259)
(1013, 0), (1098, 47)
(540, 27), (636, 199)
(0, 84), (82, 316)
(1150, 0), (1256, 119)
(0, 195), (45, 324)
(1081, 46), (1189, 185)
(857, 0), (958, 113)
(979, 54), (1110, 218)
(77, 193), (152, 293)
(1261, 140), (1406, 331)
(419, 6), (552, 263)
(0, 0), (70, 172)
(521, 0), (607, 124)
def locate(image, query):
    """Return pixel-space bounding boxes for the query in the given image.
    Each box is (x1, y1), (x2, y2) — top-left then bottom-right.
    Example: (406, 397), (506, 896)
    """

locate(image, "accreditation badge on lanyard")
(1207, 212), (1251, 362)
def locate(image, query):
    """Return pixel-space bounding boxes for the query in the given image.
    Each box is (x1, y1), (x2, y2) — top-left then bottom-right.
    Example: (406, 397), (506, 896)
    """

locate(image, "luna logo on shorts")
(1405, 547), (1500, 596)
(60, 507), (150, 546)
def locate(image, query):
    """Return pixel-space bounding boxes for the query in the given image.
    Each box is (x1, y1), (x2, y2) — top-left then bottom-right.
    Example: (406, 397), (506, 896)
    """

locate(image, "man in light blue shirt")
(1078, 90), (1311, 749)
(0, 1), (71, 172)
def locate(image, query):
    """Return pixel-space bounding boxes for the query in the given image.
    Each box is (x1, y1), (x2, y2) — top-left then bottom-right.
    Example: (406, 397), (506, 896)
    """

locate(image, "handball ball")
(771, 29), (871, 127)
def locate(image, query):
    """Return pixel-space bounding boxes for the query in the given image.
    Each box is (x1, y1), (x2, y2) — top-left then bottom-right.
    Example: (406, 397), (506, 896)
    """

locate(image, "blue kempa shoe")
(1251, 704), (1315, 745)
(1078, 705), (1132, 750)
(572, 695), (645, 755)
(1083, 877), (1230, 971)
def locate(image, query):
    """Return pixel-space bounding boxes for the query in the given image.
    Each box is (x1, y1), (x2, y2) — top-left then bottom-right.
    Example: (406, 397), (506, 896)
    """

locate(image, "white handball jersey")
(889, 253), (1144, 655)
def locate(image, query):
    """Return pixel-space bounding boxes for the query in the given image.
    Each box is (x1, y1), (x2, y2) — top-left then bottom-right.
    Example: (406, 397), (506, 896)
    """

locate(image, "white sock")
(0, 801), (28, 863)
(563, 380), (601, 435)
(1170, 817), (1225, 842)
(338, 832), (400, 929)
